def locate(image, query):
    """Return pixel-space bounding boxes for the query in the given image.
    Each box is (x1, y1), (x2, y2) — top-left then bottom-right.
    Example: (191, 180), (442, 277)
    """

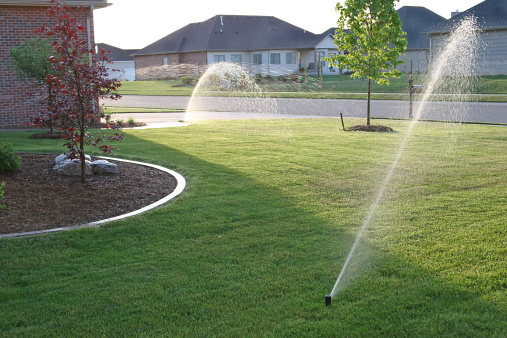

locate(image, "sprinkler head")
(325, 295), (332, 307)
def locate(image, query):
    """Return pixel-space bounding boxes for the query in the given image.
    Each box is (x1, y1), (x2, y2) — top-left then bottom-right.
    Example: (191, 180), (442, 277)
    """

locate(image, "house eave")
(424, 25), (507, 36)
(0, 0), (111, 8)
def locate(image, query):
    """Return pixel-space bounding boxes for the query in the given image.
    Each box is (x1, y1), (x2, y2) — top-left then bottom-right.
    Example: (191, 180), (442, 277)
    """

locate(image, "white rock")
(55, 153), (91, 165)
(54, 159), (93, 176)
(90, 160), (118, 174)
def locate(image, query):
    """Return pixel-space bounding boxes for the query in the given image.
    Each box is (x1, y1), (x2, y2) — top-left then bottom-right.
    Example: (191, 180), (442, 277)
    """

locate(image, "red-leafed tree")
(37, 0), (123, 183)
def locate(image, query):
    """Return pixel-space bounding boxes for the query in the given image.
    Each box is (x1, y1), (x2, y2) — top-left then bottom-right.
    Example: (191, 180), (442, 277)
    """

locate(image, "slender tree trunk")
(367, 79), (371, 126)
(80, 114), (86, 183)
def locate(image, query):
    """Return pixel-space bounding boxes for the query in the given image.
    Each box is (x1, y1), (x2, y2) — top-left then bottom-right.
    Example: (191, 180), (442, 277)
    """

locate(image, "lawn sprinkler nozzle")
(325, 295), (332, 307)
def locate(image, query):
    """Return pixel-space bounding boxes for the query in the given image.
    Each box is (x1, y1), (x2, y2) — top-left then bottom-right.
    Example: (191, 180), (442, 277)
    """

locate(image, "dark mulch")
(348, 125), (395, 132)
(0, 153), (178, 235)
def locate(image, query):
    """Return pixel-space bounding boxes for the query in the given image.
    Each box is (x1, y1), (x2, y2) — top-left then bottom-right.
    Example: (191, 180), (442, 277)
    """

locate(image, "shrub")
(180, 76), (194, 85)
(277, 75), (288, 83)
(264, 74), (275, 82)
(0, 144), (21, 173)
(254, 73), (263, 84)
(127, 116), (136, 126)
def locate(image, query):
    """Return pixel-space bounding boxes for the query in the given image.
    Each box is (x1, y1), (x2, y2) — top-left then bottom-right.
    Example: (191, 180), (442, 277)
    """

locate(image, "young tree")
(326, 0), (407, 125)
(38, 0), (123, 183)
(10, 38), (63, 134)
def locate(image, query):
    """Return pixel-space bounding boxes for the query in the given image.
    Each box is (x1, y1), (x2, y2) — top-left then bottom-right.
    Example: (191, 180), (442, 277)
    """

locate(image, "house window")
(286, 53), (296, 64)
(231, 55), (242, 63)
(253, 54), (262, 65)
(214, 55), (225, 63)
(162, 57), (168, 67)
(270, 53), (281, 65)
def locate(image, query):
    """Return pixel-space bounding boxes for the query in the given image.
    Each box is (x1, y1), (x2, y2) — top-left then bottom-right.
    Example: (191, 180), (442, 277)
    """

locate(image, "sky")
(93, 0), (485, 50)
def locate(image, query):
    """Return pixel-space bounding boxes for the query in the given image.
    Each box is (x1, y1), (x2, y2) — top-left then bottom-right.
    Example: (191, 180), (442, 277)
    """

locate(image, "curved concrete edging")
(0, 156), (186, 239)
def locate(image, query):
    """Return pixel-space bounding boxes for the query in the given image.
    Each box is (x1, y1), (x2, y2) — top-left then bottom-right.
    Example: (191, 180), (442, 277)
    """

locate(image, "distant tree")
(10, 38), (63, 134)
(38, 0), (123, 183)
(326, 0), (407, 125)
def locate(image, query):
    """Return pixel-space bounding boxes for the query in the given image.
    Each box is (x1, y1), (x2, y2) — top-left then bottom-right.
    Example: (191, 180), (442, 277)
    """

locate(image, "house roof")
(132, 15), (323, 56)
(397, 6), (446, 50)
(96, 43), (137, 61)
(0, 0), (110, 8)
(426, 0), (507, 34)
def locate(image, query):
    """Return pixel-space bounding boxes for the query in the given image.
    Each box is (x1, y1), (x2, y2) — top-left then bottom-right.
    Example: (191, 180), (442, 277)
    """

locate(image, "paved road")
(102, 95), (506, 124)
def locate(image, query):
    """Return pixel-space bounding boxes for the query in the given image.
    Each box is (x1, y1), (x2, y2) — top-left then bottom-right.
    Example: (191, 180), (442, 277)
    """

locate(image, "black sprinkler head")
(325, 295), (332, 307)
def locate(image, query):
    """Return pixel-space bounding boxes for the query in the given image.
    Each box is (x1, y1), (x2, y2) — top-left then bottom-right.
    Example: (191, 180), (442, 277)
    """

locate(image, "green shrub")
(180, 76), (194, 85)
(127, 116), (136, 126)
(264, 74), (275, 82)
(0, 144), (21, 173)
(254, 73), (263, 84)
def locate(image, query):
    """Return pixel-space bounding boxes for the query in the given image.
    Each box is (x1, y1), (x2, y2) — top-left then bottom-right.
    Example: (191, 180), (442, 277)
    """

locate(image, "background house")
(426, 0), (507, 75)
(131, 15), (341, 80)
(96, 43), (137, 81)
(0, 0), (110, 128)
(396, 6), (447, 74)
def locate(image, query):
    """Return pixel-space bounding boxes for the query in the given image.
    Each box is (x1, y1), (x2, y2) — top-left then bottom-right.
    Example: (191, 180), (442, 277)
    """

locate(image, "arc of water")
(329, 17), (480, 298)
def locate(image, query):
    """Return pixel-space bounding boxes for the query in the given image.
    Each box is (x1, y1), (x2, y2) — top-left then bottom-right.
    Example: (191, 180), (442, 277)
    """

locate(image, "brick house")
(0, 0), (110, 128)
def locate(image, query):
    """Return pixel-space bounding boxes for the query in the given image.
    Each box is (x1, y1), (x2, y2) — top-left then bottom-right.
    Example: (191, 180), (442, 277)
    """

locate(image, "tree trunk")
(80, 116), (86, 183)
(367, 79), (371, 126)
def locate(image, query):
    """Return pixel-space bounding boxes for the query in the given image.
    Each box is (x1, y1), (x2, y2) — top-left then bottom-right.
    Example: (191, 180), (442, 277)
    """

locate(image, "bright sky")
(94, 0), (485, 50)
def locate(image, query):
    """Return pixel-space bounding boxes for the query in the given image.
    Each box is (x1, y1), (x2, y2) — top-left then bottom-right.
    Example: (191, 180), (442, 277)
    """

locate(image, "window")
(253, 54), (262, 65)
(162, 57), (168, 67)
(286, 53), (296, 64)
(214, 55), (225, 63)
(270, 53), (281, 65)
(231, 55), (242, 63)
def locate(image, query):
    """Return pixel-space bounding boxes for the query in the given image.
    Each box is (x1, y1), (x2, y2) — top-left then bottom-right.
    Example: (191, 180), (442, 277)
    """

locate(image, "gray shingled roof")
(397, 6), (446, 50)
(96, 43), (137, 61)
(426, 0), (507, 33)
(132, 15), (322, 56)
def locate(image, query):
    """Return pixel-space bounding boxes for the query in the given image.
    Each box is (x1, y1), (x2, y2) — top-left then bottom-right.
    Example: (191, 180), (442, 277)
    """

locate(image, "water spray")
(325, 16), (481, 305)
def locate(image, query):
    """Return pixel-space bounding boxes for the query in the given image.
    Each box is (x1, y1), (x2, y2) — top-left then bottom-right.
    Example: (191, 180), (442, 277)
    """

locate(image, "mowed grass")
(118, 75), (507, 102)
(0, 119), (505, 336)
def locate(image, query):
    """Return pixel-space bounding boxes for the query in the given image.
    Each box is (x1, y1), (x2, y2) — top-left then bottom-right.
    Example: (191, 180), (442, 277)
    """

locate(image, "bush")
(277, 75), (288, 83)
(254, 73), (263, 84)
(264, 74), (275, 82)
(180, 76), (194, 85)
(0, 144), (21, 173)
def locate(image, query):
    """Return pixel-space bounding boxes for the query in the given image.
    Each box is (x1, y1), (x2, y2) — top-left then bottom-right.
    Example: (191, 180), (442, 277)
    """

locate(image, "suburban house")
(0, 0), (110, 128)
(97, 43), (137, 81)
(426, 0), (507, 75)
(131, 15), (341, 80)
(396, 6), (446, 74)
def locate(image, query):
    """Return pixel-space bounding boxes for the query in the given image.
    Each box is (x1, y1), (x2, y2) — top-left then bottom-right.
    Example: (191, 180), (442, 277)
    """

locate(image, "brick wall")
(0, 5), (94, 128)
(135, 52), (207, 80)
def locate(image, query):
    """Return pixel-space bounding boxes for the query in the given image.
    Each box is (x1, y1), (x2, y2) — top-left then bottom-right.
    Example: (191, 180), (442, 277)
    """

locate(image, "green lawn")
(0, 119), (505, 336)
(118, 75), (507, 102)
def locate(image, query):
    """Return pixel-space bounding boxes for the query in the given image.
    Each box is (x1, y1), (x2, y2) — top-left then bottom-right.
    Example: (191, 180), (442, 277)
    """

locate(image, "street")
(102, 95), (507, 124)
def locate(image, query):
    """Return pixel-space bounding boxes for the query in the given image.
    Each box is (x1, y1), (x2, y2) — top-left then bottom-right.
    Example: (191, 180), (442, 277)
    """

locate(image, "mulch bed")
(348, 125), (395, 132)
(0, 153), (177, 235)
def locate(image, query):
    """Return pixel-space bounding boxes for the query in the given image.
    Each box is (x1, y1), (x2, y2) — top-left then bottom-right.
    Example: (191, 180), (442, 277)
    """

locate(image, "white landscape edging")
(0, 156), (186, 238)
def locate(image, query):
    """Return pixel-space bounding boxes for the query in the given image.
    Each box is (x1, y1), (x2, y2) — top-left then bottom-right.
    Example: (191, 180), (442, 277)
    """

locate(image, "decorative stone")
(55, 153), (91, 165)
(54, 159), (93, 176)
(90, 160), (118, 174)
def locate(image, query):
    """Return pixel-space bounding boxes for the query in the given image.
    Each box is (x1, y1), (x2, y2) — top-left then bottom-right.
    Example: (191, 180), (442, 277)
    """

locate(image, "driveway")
(102, 95), (507, 124)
